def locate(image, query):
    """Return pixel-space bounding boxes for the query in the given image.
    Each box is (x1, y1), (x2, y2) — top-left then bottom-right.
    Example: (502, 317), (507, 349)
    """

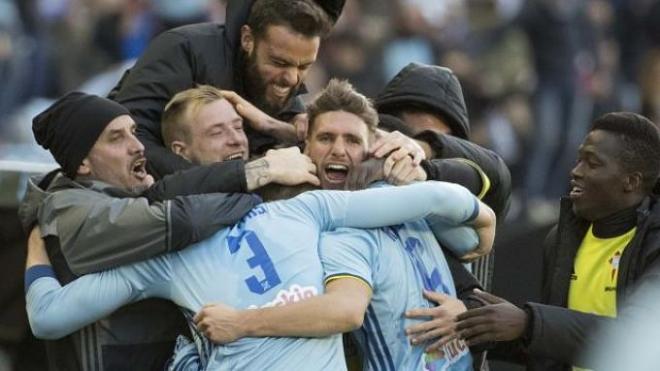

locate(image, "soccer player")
(25, 181), (494, 370)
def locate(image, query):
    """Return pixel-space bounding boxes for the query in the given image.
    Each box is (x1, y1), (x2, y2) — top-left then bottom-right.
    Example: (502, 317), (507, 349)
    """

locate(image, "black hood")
(375, 62), (470, 140)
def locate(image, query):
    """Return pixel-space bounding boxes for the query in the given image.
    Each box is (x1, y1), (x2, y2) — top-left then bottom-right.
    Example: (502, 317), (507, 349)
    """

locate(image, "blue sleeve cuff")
(25, 265), (56, 293)
(466, 197), (479, 223)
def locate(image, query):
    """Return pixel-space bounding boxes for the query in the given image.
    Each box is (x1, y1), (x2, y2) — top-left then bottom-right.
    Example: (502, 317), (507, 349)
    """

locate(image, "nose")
(280, 67), (299, 87)
(330, 138), (347, 157)
(129, 133), (145, 154)
(570, 160), (583, 179)
(226, 127), (247, 146)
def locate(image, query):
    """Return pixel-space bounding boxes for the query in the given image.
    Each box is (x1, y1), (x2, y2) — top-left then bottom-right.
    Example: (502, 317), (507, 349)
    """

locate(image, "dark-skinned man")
(452, 112), (660, 371)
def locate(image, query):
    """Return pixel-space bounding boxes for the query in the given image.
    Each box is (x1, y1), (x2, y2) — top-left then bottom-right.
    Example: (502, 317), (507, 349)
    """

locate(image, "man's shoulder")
(164, 22), (226, 43)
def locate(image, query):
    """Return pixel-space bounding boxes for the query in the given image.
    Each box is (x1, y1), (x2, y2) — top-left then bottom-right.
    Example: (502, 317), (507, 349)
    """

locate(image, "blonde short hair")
(162, 85), (226, 146)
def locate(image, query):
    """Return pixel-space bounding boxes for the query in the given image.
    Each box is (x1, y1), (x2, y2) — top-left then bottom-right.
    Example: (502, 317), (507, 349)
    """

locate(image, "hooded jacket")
(110, 0), (345, 179)
(492, 196), (660, 370)
(375, 63), (511, 221)
(18, 164), (260, 371)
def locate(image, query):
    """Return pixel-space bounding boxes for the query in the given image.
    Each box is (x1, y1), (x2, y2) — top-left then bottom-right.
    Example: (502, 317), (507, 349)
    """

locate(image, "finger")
(410, 146), (424, 165)
(456, 307), (491, 322)
(405, 319), (440, 336)
(368, 137), (386, 155)
(465, 333), (496, 347)
(386, 159), (408, 185)
(472, 289), (507, 305)
(306, 162), (318, 175)
(423, 290), (451, 305)
(373, 141), (400, 159)
(304, 173), (321, 186)
(405, 307), (435, 318)
(383, 155), (395, 177)
(411, 326), (453, 343)
(455, 316), (490, 333)
(457, 323), (491, 342)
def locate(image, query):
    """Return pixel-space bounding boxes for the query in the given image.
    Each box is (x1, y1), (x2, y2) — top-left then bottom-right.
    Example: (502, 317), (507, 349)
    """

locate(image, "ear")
(240, 25), (254, 54)
(77, 158), (92, 176)
(170, 140), (190, 161)
(623, 171), (643, 193)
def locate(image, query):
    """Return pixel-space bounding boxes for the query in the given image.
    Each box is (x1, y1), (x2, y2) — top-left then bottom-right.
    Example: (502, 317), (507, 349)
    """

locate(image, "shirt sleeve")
(24, 256), (172, 340)
(319, 228), (377, 289)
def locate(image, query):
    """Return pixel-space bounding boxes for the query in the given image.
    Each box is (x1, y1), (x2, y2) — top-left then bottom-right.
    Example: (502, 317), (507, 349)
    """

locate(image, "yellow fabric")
(324, 274), (372, 291)
(568, 224), (636, 371)
(453, 158), (491, 199)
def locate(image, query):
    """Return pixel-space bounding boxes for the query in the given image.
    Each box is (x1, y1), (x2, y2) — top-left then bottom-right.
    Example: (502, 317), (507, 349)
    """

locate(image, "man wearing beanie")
(18, 92), (268, 371)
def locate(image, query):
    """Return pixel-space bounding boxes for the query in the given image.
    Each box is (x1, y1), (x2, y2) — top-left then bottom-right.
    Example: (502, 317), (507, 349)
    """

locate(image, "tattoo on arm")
(245, 159), (271, 191)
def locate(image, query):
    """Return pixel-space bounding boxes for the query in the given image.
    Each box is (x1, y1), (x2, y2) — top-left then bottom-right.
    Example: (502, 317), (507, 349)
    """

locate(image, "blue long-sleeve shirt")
(26, 181), (480, 371)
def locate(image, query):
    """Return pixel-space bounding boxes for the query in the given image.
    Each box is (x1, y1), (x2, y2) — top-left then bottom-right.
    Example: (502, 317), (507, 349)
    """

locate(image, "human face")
(569, 129), (630, 221)
(180, 99), (249, 165)
(242, 24), (320, 115)
(400, 110), (452, 136)
(305, 111), (370, 190)
(80, 115), (154, 192)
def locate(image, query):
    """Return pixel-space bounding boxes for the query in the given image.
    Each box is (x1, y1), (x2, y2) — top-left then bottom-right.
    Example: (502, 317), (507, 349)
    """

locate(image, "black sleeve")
(169, 192), (261, 251)
(111, 31), (198, 179)
(415, 130), (512, 220)
(421, 159), (482, 197)
(444, 248), (483, 307)
(142, 160), (247, 202)
(524, 303), (612, 367)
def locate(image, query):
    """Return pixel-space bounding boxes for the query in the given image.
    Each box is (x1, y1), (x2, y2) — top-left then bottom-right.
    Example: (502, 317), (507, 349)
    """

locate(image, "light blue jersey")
(320, 221), (474, 371)
(26, 182), (480, 371)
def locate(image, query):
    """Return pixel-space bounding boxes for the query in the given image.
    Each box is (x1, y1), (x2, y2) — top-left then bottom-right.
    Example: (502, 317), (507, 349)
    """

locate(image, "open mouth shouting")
(323, 163), (349, 188)
(131, 157), (148, 181)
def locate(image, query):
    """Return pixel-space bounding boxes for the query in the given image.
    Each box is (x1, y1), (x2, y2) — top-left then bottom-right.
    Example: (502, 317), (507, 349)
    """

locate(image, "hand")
(194, 303), (247, 344)
(344, 158), (385, 190)
(221, 90), (296, 142)
(26, 226), (50, 268)
(264, 147), (320, 186)
(405, 290), (466, 352)
(369, 130), (426, 165)
(384, 155), (427, 186)
(292, 113), (308, 141)
(455, 289), (528, 346)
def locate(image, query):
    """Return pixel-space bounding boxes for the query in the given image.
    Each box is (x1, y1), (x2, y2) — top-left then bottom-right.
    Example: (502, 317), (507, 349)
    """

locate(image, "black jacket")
(19, 164), (259, 371)
(495, 196), (660, 370)
(375, 63), (511, 220)
(110, 0), (344, 179)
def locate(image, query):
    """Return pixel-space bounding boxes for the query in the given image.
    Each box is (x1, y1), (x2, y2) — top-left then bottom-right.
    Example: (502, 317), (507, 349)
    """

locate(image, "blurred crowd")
(1, 0), (660, 218)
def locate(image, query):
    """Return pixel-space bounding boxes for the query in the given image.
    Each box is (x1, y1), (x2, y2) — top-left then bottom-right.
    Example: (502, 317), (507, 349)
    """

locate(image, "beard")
(243, 50), (299, 117)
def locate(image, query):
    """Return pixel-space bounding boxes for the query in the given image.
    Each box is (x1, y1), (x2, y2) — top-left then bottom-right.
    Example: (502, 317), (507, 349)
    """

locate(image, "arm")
(416, 130), (512, 219)
(195, 278), (371, 342)
(24, 228), (163, 339)
(325, 181), (486, 230)
(40, 189), (259, 274)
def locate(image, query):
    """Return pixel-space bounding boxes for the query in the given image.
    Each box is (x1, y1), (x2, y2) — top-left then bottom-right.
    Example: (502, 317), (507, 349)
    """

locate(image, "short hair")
(306, 79), (379, 135)
(247, 0), (332, 40)
(591, 112), (660, 193)
(161, 85), (225, 146)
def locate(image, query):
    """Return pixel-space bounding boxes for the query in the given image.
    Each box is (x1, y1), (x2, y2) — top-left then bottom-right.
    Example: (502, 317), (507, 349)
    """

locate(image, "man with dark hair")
(110, 0), (345, 179)
(18, 91), (318, 370)
(375, 63), (513, 294)
(452, 112), (660, 371)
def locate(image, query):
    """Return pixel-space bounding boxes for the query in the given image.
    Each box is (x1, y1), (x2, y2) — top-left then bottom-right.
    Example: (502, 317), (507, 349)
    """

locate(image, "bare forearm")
(264, 117), (297, 143)
(245, 158), (272, 191)
(26, 227), (50, 268)
(243, 293), (364, 338)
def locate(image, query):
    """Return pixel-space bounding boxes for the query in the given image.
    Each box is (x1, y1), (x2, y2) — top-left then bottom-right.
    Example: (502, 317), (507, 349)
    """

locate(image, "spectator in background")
(519, 0), (596, 214)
